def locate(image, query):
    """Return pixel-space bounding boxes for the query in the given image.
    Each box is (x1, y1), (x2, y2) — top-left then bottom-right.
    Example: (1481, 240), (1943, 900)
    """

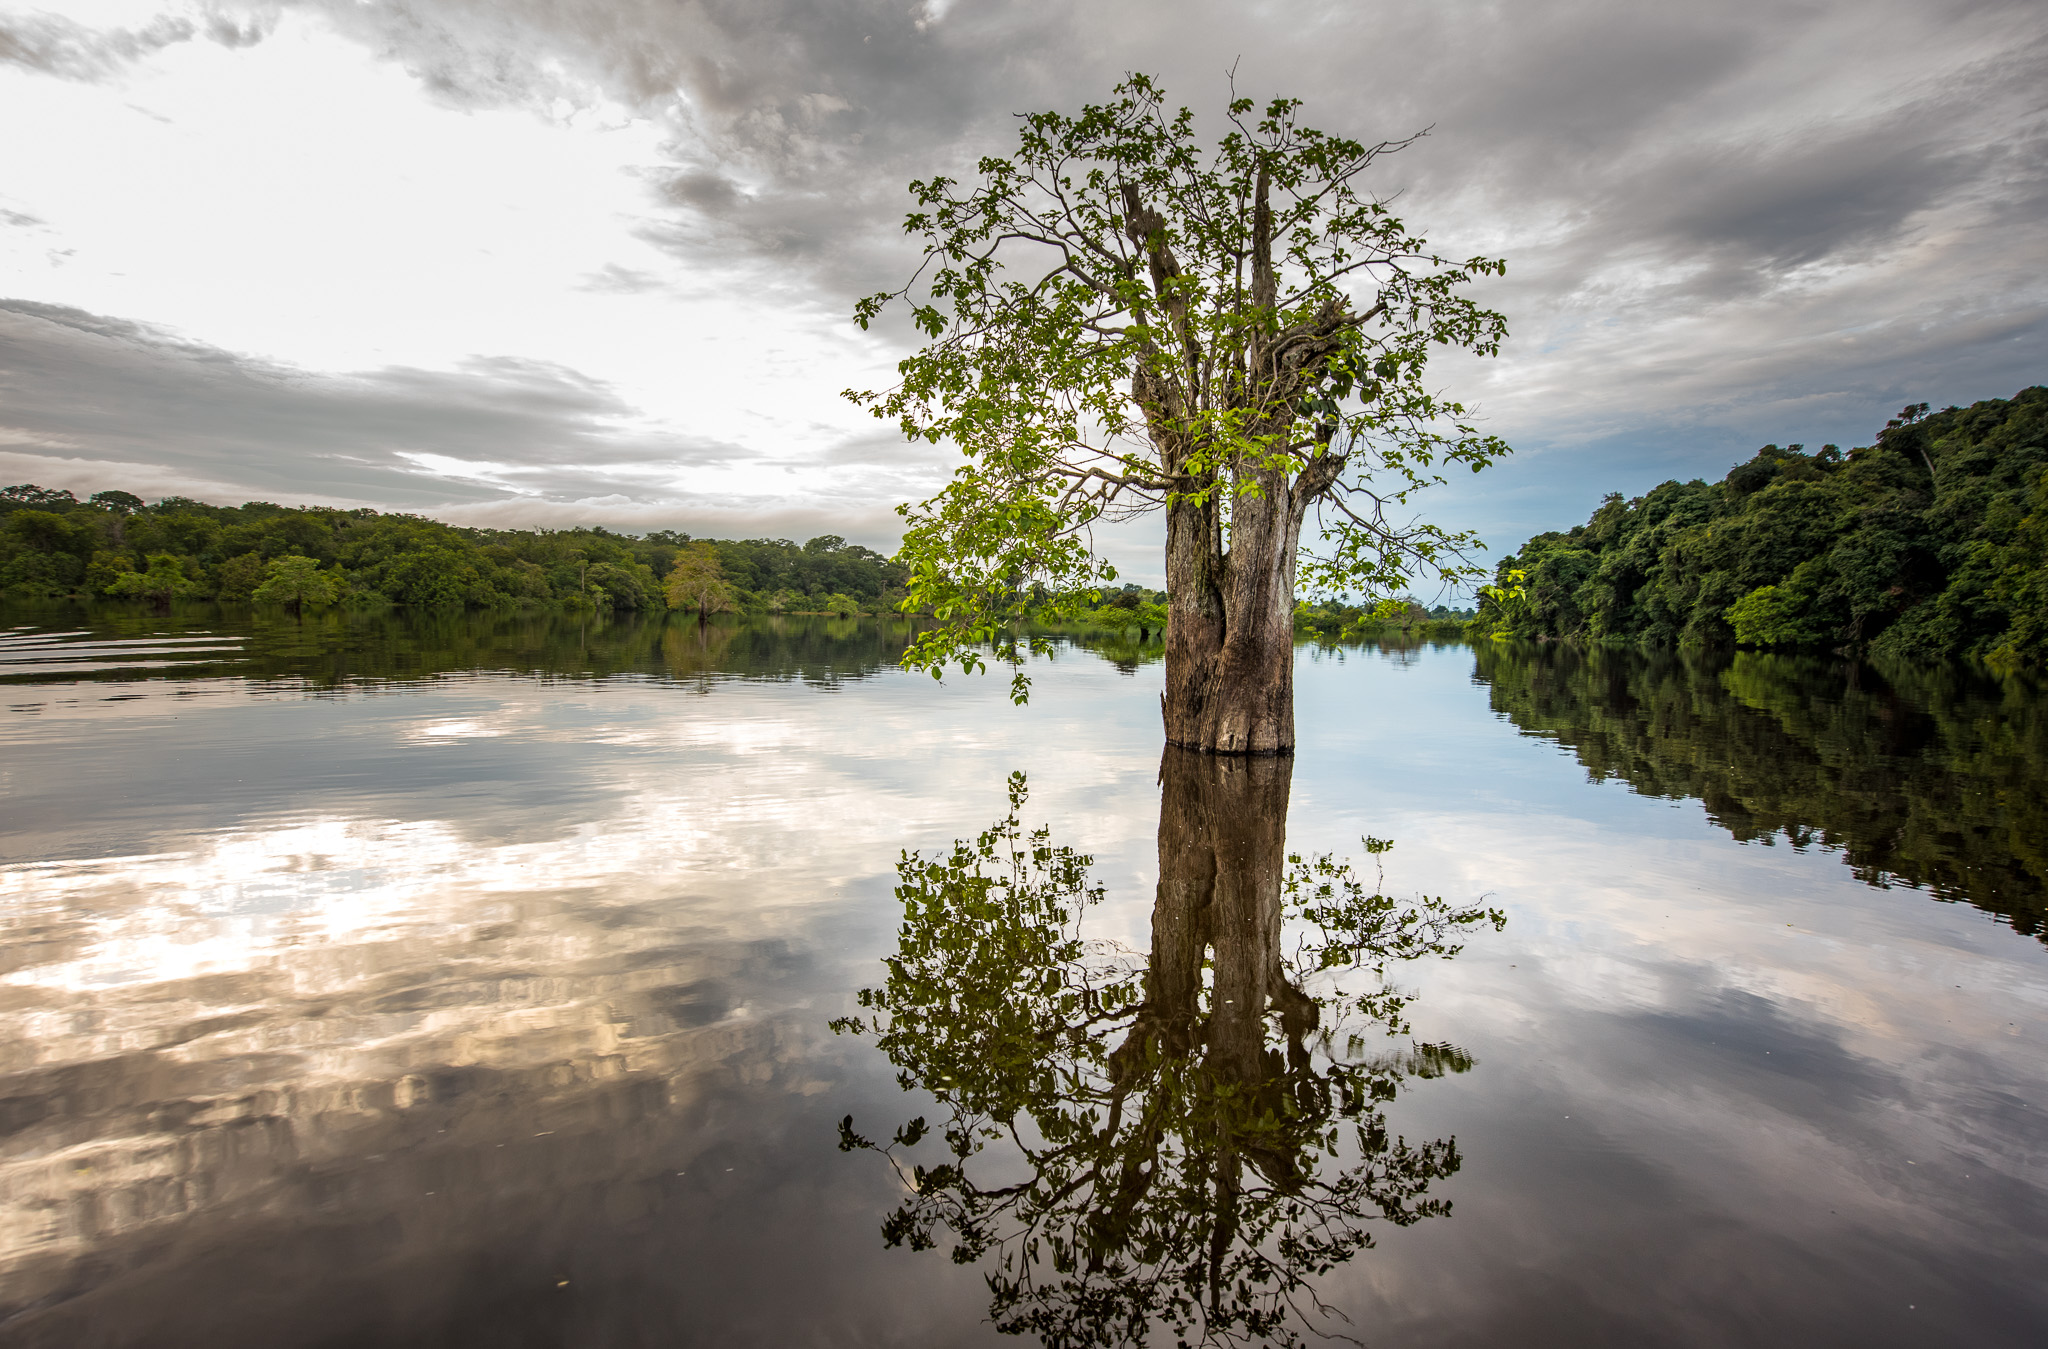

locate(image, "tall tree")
(250, 554), (338, 611)
(851, 75), (1509, 752)
(663, 542), (738, 621)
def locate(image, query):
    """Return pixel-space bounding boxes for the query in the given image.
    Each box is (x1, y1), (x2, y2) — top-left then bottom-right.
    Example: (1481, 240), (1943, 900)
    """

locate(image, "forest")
(1475, 385), (2048, 663)
(0, 482), (1480, 638)
(0, 487), (907, 615)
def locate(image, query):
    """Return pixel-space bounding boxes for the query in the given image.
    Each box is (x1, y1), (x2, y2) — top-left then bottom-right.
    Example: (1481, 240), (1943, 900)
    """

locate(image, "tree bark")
(1148, 160), (1314, 755)
(1161, 482), (1304, 754)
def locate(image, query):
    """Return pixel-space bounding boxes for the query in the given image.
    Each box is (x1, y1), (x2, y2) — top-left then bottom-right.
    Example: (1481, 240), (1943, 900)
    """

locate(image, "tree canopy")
(250, 554), (338, 610)
(1474, 386), (2048, 664)
(851, 75), (1510, 703)
(662, 541), (739, 617)
(0, 489), (906, 615)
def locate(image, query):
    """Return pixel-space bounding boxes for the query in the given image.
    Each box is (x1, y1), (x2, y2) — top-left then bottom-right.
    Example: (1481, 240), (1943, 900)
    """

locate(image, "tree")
(584, 560), (662, 611)
(380, 546), (484, 606)
(89, 490), (144, 514)
(251, 554), (338, 610)
(664, 542), (738, 620)
(850, 75), (1509, 752)
(834, 761), (1499, 1344)
(1371, 595), (1431, 637)
(1725, 582), (1818, 647)
(1, 484), (78, 509)
(104, 553), (200, 608)
(214, 551), (267, 602)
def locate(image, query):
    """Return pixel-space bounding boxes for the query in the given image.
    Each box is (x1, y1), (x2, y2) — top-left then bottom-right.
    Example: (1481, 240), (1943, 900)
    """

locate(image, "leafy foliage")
(850, 74), (1510, 695)
(663, 541), (740, 617)
(101, 553), (199, 606)
(1474, 387), (2048, 662)
(250, 554), (339, 609)
(0, 489), (905, 613)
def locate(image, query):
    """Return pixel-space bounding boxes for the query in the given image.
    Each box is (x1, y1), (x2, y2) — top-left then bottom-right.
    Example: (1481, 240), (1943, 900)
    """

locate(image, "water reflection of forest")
(1474, 643), (2048, 942)
(0, 605), (922, 687)
(15, 604), (2040, 947)
(1, 606), (1464, 688)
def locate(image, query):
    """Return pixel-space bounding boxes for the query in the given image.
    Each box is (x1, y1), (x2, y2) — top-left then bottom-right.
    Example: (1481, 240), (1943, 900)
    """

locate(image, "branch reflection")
(834, 749), (1502, 1346)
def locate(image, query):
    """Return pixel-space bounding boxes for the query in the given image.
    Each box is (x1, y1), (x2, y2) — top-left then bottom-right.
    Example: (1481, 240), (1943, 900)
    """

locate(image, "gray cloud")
(0, 12), (198, 79)
(575, 262), (665, 294)
(7, 0), (2046, 552)
(290, 0), (2048, 403)
(0, 6), (279, 78)
(0, 299), (739, 505)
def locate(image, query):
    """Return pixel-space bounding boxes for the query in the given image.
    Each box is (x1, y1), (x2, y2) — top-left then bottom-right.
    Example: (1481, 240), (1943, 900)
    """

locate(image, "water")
(1, 606), (2042, 1347)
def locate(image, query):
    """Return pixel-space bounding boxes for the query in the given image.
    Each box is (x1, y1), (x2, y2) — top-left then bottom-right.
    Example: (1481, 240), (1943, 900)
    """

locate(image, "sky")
(2, 0), (2045, 584)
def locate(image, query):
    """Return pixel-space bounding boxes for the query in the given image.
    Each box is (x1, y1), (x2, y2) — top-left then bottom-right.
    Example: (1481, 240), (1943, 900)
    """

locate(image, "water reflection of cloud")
(0, 654), (1171, 1313)
(2, 639), (2044, 1344)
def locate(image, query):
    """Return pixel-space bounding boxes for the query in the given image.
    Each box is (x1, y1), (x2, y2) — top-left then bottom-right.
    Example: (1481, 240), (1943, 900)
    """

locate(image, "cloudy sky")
(3, 0), (2045, 579)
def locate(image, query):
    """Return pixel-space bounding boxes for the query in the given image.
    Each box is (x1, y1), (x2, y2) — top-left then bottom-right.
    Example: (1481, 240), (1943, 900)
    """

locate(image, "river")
(1, 607), (2042, 1347)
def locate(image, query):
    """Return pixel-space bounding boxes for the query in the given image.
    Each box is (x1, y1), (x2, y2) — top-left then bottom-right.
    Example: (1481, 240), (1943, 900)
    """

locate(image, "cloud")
(0, 11), (198, 79)
(0, 299), (738, 505)
(3, 0), (2044, 552)
(0, 6), (278, 79)
(575, 263), (664, 294)
(290, 0), (2048, 416)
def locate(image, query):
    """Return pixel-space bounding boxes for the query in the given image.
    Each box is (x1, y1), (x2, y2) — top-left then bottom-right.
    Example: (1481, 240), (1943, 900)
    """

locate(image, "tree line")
(0, 487), (908, 615)
(1474, 385), (2048, 664)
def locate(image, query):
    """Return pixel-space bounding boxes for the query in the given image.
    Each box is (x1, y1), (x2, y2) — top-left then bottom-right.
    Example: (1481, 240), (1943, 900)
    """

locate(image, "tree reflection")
(833, 750), (1501, 1346)
(1473, 641), (2048, 942)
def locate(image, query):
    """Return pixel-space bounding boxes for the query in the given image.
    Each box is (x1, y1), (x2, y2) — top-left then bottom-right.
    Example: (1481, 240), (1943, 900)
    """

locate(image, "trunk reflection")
(835, 750), (1502, 1346)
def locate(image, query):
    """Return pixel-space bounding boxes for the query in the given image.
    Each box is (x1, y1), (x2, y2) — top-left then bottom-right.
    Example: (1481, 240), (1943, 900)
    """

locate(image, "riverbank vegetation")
(1, 484), (1482, 644)
(0, 487), (908, 616)
(1475, 386), (2048, 663)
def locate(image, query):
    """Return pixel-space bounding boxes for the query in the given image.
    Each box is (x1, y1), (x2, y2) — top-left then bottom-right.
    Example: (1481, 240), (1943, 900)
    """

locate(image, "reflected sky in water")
(0, 610), (2043, 1347)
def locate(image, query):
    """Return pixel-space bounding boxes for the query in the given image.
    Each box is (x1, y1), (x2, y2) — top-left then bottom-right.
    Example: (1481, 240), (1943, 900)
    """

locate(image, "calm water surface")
(1, 607), (2043, 1347)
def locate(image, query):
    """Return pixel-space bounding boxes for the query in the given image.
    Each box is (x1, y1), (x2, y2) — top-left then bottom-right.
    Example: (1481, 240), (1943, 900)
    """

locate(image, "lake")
(2, 607), (2043, 1347)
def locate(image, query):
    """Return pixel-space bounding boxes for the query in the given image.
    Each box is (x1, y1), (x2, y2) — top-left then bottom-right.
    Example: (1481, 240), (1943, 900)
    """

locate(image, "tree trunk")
(1143, 161), (1332, 754)
(1161, 475), (1304, 754)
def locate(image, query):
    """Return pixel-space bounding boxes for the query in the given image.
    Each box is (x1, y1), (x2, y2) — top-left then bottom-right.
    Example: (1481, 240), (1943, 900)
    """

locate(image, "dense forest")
(0, 482), (1485, 639)
(1472, 641), (2048, 944)
(1476, 385), (2048, 663)
(0, 486), (907, 614)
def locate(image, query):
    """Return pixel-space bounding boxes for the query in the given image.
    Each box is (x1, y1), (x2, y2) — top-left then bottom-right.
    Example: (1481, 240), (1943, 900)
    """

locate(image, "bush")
(1725, 584), (1817, 647)
(104, 553), (200, 605)
(251, 554), (338, 608)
